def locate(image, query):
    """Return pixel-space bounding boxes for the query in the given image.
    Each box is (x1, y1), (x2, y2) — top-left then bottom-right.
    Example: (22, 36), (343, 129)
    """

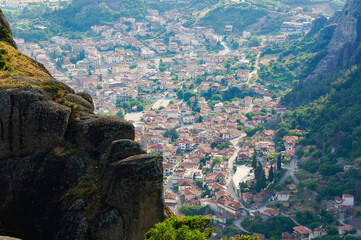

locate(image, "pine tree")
(268, 165), (274, 182)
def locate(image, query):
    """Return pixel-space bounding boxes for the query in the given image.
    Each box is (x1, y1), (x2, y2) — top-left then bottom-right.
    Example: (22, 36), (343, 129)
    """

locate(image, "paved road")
(279, 156), (299, 185)
(152, 98), (171, 110)
(251, 54), (260, 79)
(227, 135), (245, 173)
(214, 34), (238, 56)
(225, 135), (244, 201)
(233, 217), (250, 233)
(253, 156), (300, 208)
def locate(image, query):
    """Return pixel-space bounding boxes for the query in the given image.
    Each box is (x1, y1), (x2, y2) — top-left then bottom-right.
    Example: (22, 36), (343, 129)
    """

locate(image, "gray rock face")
(306, 16), (328, 38)
(0, 88), (71, 159)
(102, 139), (147, 165)
(101, 154), (165, 240)
(0, 151), (90, 240)
(66, 114), (135, 158)
(0, 9), (17, 48)
(64, 93), (94, 113)
(0, 87), (164, 240)
(314, 0), (361, 74)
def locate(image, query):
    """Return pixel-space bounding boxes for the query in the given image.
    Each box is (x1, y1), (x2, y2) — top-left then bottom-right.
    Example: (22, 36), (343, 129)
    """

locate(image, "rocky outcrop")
(0, 13), (165, 239)
(101, 154), (164, 240)
(66, 114), (135, 158)
(0, 87), (71, 158)
(314, 0), (361, 73)
(0, 86), (165, 240)
(0, 9), (17, 48)
(305, 15), (328, 38)
(0, 9), (12, 36)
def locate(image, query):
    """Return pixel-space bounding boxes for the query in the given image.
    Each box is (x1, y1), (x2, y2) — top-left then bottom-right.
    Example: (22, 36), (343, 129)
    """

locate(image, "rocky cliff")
(0, 10), (165, 240)
(314, 0), (361, 73)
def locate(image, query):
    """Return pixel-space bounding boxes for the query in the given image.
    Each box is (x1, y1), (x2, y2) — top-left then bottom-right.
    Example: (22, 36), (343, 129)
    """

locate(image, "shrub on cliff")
(145, 216), (213, 240)
(145, 216), (257, 240)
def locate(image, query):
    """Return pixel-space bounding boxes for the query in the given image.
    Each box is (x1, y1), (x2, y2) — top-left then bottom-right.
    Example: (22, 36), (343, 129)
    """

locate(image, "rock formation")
(0, 9), (16, 48)
(0, 10), (165, 240)
(314, 0), (361, 73)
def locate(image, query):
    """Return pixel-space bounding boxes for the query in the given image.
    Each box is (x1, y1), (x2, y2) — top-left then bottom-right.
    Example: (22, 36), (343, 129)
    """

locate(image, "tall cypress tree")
(252, 149), (257, 169)
(268, 165), (274, 182)
(255, 162), (267, 191)
(277, 155), (282, 171)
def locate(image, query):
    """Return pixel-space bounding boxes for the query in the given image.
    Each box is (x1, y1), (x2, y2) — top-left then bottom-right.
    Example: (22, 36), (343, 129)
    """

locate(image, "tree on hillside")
(145, 216), (257, 240)
(268, 165), (274, 182)
(178, 205), (206, 216)
(164, 128), (179, 142)
(144, 216), (213, 240)
(177, 89), (184, 99)
(116, 110), (124, 119)
(252, 150), (257, 169)
(255, 162), (267, 191)
(277, 155), (282, 171)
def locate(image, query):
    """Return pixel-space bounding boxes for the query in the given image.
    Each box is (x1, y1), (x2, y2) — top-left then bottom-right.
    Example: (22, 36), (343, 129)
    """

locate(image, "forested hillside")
(283, 66), (361, 160)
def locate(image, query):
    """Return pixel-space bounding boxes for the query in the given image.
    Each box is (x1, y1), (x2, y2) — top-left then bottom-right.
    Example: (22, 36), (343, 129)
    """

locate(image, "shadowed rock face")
(0, 86), (165, 240)
(101, 154), (164, 240)
(0, 9), (17, 48)
(0, 9), (12, 35)
(0, 13), (165, 240)
(314, 0), (361, 74)
(0, 88), (71, 158)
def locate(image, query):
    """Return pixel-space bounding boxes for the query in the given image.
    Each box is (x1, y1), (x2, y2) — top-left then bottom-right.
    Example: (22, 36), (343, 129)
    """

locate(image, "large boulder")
(102, 139), (147, 165)
(101, 154), (165, 240)
(0, 88), (71, 159)
(64, 93), (94, 113)
(66, 114), (135, 158)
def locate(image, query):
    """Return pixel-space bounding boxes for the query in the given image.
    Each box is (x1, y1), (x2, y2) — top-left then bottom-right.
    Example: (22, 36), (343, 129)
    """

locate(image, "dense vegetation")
(259, 33), (331, 87)
(198, 3), (268, 33)
(6, 0), (223, 41)
(242, 216), (296, 239)
(283, 66), (361, 160)
(145, 216), (258, 240)
(295, 210), (336, 229)
(145, 216), (213, 240)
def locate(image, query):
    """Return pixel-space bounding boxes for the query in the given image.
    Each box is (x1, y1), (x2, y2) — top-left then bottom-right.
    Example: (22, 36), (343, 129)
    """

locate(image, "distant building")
(224, 25), (233, 34)
(276, 191), (290, 202)
(293, 226), (309, 240)
(342, 194), (354, 207)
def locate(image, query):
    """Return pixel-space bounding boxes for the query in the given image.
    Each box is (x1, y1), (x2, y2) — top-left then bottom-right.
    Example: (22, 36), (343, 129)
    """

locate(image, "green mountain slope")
(283, 66), (361, 160)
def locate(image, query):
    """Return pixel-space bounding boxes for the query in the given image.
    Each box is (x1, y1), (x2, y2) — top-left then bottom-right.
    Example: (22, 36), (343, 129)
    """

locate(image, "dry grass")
(0, 41), (52, 82)
(0, 41), (84, 121)
(53, 146), (74, 158)
(260, 53), (281, 65)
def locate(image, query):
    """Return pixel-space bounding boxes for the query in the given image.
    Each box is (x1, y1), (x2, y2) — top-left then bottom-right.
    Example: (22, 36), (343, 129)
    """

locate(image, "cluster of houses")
(12, 1), (304, 115)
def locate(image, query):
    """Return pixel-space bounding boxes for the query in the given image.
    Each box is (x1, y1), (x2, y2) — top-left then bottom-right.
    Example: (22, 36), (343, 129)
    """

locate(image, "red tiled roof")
(293, 226), (309, 235)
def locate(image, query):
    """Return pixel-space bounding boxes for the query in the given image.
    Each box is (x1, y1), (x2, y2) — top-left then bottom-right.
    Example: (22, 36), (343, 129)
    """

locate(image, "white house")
(342, 194), (354, 207)
(213, 214), (226, 224)
(276, 191), (290, 202)
(183, 115), (195, 125)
